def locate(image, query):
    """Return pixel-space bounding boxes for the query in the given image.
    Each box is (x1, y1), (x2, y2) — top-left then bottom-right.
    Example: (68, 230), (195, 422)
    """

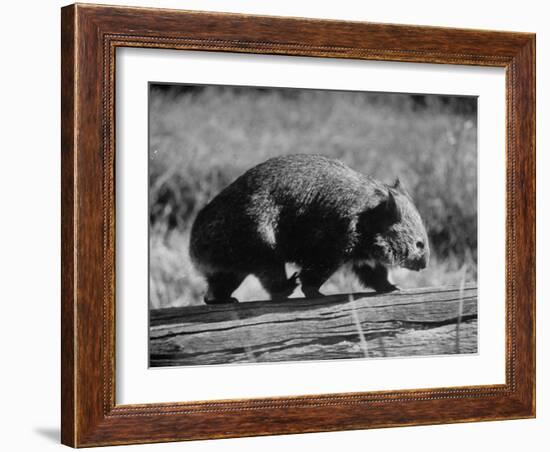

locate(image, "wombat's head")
(362, 180), (430, 271)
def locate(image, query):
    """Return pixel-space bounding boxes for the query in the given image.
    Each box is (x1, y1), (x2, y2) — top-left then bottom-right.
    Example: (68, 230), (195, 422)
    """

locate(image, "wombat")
(190, 154), (429, 304)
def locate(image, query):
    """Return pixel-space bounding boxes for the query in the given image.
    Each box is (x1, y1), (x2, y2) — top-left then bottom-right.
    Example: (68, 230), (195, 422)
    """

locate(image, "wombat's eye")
(416, 241), (425, 250)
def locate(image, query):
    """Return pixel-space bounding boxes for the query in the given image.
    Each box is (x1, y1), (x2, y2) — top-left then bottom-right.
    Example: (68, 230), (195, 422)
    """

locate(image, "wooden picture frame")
(61, 3), (535, 447)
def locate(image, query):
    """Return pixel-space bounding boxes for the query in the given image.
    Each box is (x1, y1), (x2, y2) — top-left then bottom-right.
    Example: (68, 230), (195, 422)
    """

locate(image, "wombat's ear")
(393, 177), (404, 192)
(357, 188), (401, 234)
(360, 190), (401, 232)
(393, 177), (412, 197)
(383, 190), (402, 224)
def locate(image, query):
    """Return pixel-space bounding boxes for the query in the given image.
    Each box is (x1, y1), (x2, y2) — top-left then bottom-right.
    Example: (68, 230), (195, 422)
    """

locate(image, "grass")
(149, 85), (477, 308)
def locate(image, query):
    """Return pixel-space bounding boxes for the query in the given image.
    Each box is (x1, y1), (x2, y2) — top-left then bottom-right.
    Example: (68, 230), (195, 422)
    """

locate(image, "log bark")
(149, 284), (477, 366)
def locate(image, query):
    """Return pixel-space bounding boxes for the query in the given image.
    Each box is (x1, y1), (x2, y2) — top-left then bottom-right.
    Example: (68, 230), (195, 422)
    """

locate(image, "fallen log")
(149, 284), (477, 366)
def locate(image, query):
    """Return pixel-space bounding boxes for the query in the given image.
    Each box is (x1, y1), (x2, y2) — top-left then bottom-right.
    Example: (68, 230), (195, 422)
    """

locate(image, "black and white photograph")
(148, 83), (478, 367)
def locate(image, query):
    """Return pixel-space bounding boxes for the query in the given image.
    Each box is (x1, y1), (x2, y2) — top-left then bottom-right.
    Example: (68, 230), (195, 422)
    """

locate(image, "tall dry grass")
(149, 85), (477, 308)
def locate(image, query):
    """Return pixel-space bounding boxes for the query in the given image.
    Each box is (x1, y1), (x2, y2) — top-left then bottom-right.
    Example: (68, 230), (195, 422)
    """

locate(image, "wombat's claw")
(288, 271), (300, 287)
(270, 272), (301, 301)
(204, 297), (239, 305)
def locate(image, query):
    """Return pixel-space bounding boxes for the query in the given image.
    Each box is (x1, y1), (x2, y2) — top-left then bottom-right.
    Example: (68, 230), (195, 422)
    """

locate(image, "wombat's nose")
(409, 254), (427, 271)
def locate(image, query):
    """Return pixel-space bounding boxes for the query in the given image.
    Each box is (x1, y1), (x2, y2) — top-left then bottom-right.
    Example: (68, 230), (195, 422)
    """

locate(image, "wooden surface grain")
(60, 5), (76, 446)
(150, 285), (477, 366)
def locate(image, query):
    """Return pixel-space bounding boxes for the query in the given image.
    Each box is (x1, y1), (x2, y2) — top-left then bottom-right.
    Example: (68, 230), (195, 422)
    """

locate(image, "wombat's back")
(230, 154), (384, 209)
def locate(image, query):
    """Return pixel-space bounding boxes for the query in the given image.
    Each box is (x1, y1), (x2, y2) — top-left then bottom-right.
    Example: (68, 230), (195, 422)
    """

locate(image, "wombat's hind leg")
(299, 264), (337, 299)
(255, 264), (299, 301)
(204, 271), (245, 304)
(352, 262), (399, 293)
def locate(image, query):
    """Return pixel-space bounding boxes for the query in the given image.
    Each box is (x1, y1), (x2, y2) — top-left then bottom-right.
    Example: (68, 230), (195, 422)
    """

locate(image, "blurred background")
(149, 84), (477, 308)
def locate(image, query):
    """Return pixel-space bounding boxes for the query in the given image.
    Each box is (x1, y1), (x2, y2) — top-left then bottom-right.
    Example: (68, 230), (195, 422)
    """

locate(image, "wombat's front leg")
(256, 264), (299, 301)
(352, 262), (399, 293)
(204, 271), (245, 304)
(299, 264), (338, 298)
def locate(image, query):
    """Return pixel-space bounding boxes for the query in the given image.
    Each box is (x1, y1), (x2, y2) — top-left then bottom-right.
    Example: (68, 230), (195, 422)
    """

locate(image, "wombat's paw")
(376, 283), (400, 293)
(301, 286), (325, 299)
(204, 297), (239, 305)
(271, 272), (300, 300)
(288, 271), (300, 289)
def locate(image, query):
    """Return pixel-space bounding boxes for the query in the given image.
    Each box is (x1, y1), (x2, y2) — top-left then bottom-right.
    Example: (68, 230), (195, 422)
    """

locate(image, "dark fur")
(189, 154), (429, 304)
